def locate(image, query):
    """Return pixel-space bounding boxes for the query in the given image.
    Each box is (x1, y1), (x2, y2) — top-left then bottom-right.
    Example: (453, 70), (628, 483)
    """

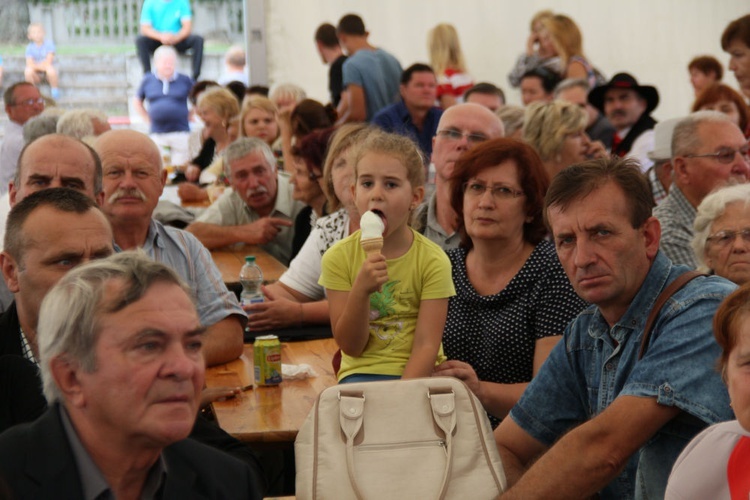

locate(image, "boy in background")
(24, 23), (59, 99)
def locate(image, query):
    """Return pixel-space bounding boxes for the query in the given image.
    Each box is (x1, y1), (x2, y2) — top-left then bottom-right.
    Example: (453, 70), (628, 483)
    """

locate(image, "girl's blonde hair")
(427, 23), (467, 76)
(238, 96), (278, 139)
(523, 100), (587, 162)
(353, 130), (425, 188)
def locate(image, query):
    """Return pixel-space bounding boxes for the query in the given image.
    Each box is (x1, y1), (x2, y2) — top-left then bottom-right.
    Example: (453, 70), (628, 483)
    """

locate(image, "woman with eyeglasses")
(433, 138), (586, 428)
(692, 183), (750, 285)
(523, 100), (606, 182)
(288, 127), (335, 260)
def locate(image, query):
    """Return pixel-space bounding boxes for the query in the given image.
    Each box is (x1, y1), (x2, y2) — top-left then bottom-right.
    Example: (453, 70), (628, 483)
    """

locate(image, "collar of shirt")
(59, 403), (168, 500)
(242, 172), (298, 220)
(586, 251), (674, 343)
(155, 72), (178, 95)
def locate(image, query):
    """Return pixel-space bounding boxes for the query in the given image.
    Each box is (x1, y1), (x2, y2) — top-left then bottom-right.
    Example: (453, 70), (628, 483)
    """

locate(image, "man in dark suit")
(0, 251), (261, 499)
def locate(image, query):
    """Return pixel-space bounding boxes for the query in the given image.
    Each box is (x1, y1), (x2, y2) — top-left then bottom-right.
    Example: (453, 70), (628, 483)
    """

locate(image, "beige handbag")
(295, 377), (506, 499)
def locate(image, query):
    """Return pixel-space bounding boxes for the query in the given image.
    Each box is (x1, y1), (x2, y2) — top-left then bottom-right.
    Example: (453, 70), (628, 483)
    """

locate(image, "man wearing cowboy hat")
(588, 72), (659, 172)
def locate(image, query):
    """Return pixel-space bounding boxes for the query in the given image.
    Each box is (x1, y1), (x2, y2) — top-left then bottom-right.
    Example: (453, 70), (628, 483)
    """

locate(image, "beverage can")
(254, 335), (282, 386)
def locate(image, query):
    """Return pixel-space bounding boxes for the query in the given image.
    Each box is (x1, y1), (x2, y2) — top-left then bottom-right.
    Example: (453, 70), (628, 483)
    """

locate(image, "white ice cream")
(360, 210), (385, 239)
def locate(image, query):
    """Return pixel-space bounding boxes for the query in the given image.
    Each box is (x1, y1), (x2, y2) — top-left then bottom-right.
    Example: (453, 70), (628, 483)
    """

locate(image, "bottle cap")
(244, 255), (256, 263)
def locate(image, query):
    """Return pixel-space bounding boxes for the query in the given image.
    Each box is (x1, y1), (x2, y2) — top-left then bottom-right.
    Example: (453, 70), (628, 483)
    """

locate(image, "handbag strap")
(428, 390), (456, 500)
(339, 393), (366, 500)
(638, 271), (704, 360)
(337, 388), (457, 500)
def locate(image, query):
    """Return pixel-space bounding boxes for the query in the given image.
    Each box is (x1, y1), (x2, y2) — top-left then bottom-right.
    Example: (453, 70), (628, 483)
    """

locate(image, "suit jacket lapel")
(24, 404), (85, 498)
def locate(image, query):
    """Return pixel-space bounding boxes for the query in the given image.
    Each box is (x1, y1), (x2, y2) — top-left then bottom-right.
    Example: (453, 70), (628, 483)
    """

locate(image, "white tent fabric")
(259, 0), (749, 122)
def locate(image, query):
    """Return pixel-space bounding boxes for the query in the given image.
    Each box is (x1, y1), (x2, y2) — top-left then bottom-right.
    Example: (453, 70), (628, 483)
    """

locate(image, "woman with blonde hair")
(428, 23), (474, 109)
(507, 10), (562, 88)
(523, 100), (605, 181)
(541, 14), (602, 88)
(239, 96), (280, 145)
(184, 87), (240, 182)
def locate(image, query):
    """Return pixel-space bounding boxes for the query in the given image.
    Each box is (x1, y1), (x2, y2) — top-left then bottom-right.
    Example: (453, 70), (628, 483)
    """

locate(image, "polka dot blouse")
(443, 240), (587, 428)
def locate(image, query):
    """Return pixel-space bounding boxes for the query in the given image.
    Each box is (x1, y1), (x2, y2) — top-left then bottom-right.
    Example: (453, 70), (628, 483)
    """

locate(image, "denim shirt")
(510, 252), (735, 499)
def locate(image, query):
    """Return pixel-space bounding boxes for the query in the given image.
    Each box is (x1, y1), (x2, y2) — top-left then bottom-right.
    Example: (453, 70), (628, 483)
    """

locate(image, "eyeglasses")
(684, 144), (750, 164)
(436, 129), (488, 144)
(11, 98), (45, 107)
(463, 181), (524, 200)
(706, 228), (750, 247)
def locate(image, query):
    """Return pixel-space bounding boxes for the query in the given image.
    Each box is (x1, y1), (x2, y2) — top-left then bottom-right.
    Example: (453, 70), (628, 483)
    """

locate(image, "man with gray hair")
(22, 114), (59, 143)
(94, 129), (245, 366)
(0, 251), (260, 498)
(653, 110), (750, 268)
(187, 137), (303, 265)
(134, 44), (193, 167)
(56, 108), (111, 143)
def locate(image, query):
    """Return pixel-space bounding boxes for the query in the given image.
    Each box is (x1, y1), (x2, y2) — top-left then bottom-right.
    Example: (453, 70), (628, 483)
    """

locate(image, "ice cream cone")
(361, 236), (383, 256)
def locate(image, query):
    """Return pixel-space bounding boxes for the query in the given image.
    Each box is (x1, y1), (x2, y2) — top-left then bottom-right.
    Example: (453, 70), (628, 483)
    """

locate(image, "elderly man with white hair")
(56, 108), (111, 144)
(134, 45), (193, 167)
(0, 251), (261, 498)
(187, 137), (304, 265)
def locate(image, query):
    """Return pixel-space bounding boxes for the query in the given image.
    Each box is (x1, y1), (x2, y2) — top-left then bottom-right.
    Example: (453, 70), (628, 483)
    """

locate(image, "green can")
(254, 335), (282, 386)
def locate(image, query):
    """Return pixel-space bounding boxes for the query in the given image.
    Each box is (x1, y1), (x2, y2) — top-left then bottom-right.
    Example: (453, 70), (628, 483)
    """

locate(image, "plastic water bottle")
(240, 255), (264, 310)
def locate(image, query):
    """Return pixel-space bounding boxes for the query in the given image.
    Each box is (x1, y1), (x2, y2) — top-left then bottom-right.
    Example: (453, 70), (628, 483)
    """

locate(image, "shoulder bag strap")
(639, 271), (705, 360)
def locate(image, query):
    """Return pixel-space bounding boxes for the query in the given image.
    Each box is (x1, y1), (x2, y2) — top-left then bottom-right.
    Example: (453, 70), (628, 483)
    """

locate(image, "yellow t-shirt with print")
(319, 228), (455, 381)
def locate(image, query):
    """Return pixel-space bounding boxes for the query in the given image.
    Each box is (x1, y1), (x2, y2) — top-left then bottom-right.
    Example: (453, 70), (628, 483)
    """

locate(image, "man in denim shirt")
(494, 157), (735, 499)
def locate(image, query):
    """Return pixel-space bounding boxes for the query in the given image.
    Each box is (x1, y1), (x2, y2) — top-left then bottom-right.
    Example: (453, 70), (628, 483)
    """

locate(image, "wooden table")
(205, 338), (338, 443)
(211, 246), (288, 285)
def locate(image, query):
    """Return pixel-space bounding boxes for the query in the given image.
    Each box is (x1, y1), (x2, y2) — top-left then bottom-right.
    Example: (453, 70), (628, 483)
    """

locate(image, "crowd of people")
(0, 6), (750, 499)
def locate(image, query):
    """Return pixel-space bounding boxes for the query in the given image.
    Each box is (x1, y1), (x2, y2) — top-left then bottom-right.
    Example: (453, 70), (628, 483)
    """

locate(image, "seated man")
(56, 108), (111, 143)
(372, 63), (443, 158)
(136, 0), (203, 81)
(414, 103), (504, 250)
(187, 137), (304, 266)
(463, 82), (505, 112)
(93, 130), (246, 366)
(0, 188), (113, 435)
(0, 188), (113, 367)
(1, 83), (45, 193)
(0, 133), (104, 312)
(0, 251), (260, 498)
(653, 111), (749, 268)
(494, 157), (735, 498)
(588, 72), (659, 171)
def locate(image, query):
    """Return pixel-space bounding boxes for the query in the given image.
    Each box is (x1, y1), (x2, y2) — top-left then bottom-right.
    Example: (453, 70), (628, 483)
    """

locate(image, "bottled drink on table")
(240, 255), (264, 311)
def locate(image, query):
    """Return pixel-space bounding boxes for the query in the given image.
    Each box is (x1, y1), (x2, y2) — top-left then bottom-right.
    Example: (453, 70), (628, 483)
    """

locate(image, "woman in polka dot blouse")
(433, 138), (587, 428)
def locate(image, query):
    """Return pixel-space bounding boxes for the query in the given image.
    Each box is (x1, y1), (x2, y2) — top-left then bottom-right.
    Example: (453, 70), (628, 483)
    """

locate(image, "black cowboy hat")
(588, 72), (660, 114)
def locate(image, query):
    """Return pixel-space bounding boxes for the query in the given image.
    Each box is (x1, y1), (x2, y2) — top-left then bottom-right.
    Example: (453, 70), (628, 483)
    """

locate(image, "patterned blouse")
(443, 240), (587, 428)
